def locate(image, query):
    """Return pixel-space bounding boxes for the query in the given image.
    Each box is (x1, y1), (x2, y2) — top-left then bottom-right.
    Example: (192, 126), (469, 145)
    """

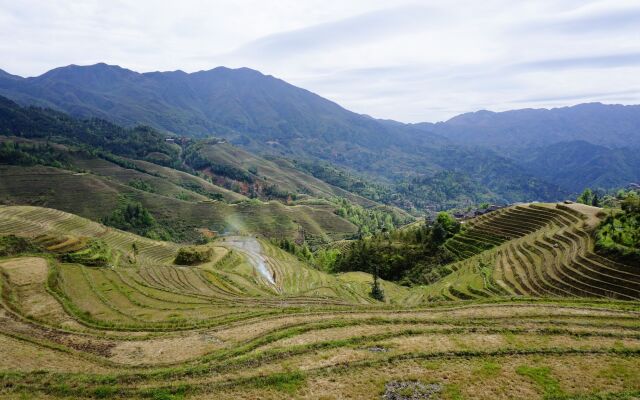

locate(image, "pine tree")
(370, 264), (385, 301)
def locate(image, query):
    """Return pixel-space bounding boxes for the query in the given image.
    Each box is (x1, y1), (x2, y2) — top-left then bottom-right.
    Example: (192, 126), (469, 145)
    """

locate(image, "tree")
(591, 192), (600, 207)
(436, 212), (460, 235)
(431, 222), (448, 245)
(131, 241), (139, 263)
(370, 264), (385, 301)
(577, 188), (593, 205)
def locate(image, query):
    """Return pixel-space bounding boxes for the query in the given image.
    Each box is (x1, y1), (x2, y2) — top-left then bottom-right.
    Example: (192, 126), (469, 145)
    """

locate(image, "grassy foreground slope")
(0, 205), (639, 399)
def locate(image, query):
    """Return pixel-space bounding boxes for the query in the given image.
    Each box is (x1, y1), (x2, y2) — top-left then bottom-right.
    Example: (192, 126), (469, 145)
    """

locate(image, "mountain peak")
(38, 62), (137, 79)
(192, 66), (266, 78)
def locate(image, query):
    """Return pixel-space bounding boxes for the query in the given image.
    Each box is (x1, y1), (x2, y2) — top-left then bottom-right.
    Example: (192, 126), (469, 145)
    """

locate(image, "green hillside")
(0, 97), (417, 243)
(184, 138), (379, 207)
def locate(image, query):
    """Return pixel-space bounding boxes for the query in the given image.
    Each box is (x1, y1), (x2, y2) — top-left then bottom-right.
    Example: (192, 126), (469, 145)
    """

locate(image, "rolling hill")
(0, 95), (427, 244)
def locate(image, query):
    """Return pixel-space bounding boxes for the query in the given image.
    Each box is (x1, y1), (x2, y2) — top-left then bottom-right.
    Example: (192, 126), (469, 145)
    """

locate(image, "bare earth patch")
(109, 332), (224, 364)
(0, 333), (110, 373)
(0, 257), (48, 285)
(0, 257), (82, 328)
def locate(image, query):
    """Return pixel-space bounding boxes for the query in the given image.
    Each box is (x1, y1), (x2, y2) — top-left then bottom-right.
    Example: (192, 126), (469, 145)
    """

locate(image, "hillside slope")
(0, 138), (360, 243)
(516, 141), (640, 193)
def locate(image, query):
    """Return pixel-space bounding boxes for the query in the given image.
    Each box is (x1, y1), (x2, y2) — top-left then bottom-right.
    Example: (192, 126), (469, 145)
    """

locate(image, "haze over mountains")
(1, 63), (639, 205)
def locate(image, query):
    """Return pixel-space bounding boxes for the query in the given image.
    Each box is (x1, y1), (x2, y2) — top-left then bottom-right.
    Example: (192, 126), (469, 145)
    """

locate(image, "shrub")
(174, 246), (212, 265)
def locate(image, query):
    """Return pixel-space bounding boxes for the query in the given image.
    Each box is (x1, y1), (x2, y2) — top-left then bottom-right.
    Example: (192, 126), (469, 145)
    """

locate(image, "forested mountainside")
(417, 102), (640, 149)
(0, 63), (437, 149)
(411, 104), (640, 194)
(516, 141), (640, 193)
(0, 64), (567, 210)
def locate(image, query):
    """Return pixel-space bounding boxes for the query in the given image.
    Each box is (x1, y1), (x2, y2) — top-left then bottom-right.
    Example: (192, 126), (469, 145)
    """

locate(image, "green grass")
(241, 370), (306, 393)
(516, 365), (563, 399)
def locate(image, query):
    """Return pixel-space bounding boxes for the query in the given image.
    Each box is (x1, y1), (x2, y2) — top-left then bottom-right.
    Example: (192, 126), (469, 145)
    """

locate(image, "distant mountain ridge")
(418, 102), (640, 150)
(0, 63), (440, 151)
(3, 62), (638, 206)
(3, 64), (640, 152)
(516, 140), (640, 193)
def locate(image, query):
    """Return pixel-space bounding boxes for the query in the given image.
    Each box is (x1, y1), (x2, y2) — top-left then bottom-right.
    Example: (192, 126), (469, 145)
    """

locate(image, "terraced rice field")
(0, 205), (638, 399)
(422, 203), (639, 303)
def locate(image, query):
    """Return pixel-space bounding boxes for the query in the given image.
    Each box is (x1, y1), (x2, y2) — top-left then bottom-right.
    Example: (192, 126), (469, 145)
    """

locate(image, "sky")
(1, 0), (639, 122)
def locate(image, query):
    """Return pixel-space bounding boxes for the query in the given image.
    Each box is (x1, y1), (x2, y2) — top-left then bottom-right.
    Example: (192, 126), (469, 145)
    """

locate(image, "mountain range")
(1, 63), (639, 208)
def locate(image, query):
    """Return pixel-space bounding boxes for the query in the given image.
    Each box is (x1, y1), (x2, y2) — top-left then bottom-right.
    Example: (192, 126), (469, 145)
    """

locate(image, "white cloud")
(1, 0), (639, 121)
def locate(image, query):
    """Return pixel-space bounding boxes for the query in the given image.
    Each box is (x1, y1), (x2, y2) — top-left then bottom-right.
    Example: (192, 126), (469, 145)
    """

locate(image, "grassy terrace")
(422, 203), (639, 303)
(0, 205), (638, 399)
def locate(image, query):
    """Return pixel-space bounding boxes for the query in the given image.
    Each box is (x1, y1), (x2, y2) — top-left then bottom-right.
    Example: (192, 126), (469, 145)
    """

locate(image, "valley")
(0, 62), (638, 399)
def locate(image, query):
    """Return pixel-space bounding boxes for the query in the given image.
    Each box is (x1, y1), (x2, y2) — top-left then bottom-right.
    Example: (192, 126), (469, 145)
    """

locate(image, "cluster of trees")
(577, 188), (602, 207)
(263, 184), (297, 202)
(333, 212), (461, 285)
(101, 200), (172, 241)
(333, 198), (411, 237)
(0, 96), (180, 166)
(576, 187), (640, 209)
(0, 235), (42, 256)
(174, 246), (213, 265)
(178, 181), (224, 201)
(275, 238), (341, 271)
(128, 179), (156, 193)
(0, 140), (71, 168)
(596, 191), (640, 264)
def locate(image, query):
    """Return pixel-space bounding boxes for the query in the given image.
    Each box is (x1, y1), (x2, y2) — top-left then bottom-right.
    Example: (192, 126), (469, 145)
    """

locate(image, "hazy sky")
(1, 0), (639, 122)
